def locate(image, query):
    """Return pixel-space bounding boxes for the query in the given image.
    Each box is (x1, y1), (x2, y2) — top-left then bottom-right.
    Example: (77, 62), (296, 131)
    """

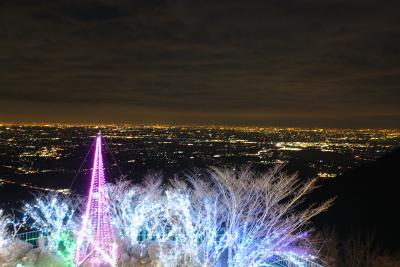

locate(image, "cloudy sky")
(1, 0), (400, 127)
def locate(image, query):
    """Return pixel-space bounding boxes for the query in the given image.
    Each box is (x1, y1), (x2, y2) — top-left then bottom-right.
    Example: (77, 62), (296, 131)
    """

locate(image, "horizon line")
(0, 121), (399, 131)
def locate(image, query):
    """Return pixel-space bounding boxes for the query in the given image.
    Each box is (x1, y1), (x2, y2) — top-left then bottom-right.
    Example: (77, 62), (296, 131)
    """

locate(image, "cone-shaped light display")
(76, 133), (117, 266)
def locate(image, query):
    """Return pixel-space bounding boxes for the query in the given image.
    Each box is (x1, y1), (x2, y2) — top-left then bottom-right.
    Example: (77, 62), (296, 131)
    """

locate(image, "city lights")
(0, 127), (399, 266)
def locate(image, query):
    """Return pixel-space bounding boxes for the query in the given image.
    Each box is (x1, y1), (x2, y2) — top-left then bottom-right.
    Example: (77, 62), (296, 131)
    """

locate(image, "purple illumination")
(76, 133), (117, 266)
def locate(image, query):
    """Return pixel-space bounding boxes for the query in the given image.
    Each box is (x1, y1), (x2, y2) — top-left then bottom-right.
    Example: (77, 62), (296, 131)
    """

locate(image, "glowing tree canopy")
(76, 133), (117, 266)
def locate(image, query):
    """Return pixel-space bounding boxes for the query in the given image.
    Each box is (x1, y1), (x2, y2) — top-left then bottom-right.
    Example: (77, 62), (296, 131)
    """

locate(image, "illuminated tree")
(108, 166), (332, 266)
(206, 167), (332, 266)
(56, 230), (77, 267)
(22, 193), (79, 252)
(75, 133), (117, 266)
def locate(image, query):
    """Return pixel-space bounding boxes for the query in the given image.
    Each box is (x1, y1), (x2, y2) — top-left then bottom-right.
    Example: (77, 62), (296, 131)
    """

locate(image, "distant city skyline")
(1, 121), (400, 130)
(1, 125), (399, 196)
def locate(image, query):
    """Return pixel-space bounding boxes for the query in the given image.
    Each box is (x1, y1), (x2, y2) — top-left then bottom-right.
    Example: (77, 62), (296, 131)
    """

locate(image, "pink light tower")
(76, 133), (117, 266)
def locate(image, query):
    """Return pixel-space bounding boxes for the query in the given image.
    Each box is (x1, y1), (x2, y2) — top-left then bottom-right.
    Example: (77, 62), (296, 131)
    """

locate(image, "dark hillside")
(314, 147), (400, 251)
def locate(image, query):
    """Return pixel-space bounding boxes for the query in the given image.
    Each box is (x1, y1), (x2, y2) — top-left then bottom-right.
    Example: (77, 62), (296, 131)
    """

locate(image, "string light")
(75, 133), (117, 266)
(8, 134), (326, 267)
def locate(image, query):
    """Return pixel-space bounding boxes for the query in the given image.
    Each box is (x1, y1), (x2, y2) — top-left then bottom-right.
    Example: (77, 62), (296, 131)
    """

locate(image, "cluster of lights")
(52, 231), (76, 267)
(3, 133), (325, 267)
(107, 179), (318, 267)
(75, 133), (117, 266)
(22, 194), (76, 251)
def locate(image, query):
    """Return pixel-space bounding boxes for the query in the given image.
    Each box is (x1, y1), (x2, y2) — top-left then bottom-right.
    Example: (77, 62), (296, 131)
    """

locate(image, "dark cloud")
(0, 0), (400, 127)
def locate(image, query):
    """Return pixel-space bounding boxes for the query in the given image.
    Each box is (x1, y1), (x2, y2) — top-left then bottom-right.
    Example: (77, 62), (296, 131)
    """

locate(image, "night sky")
(1, 0), (400, 128)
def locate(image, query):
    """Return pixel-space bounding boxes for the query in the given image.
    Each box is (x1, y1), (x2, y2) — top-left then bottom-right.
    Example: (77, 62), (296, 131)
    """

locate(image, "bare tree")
(207, 167), (333, 266)
(22, 192), (80, 251)
(108, 166), (332, 266)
